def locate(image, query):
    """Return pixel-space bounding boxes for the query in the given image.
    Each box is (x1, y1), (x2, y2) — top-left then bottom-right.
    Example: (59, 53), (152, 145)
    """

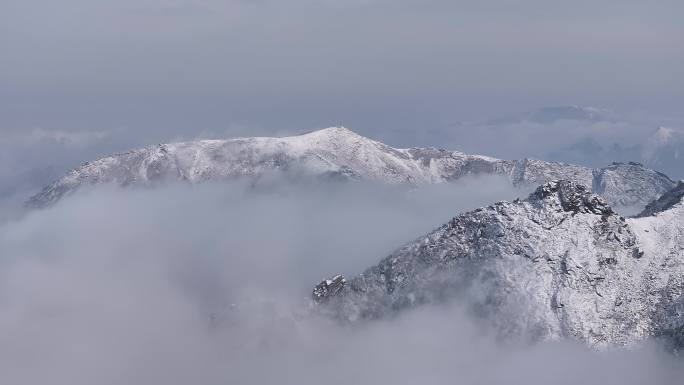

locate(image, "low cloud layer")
(1, 179), (683, 384)
(0, 127), (129, 201)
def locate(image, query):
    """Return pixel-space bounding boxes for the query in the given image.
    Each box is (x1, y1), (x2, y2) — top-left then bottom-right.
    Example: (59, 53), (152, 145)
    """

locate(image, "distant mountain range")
(488, 105), (621, 125)
(521, 106), (683, 179)
(433, 106), (683, 180)
(28, 127), (675, 212)
(550, 126), (683, 180)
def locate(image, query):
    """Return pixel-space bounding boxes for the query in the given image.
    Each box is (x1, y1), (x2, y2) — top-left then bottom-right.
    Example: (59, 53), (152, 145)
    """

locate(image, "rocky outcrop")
(315, 180), (684, 349)
(312, 275), (346, 303)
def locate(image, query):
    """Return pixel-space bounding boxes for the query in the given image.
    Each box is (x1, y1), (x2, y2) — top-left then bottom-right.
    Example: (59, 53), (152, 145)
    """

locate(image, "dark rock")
(637, 181), (684, 217)
(312, 275), (346, 302)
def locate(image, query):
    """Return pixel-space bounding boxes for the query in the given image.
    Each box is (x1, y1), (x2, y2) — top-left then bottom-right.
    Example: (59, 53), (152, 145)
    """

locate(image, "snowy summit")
(28, 127), (675, 211)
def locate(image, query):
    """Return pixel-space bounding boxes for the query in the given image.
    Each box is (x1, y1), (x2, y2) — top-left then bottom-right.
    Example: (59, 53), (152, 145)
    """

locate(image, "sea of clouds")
(1, 177), (682, 385)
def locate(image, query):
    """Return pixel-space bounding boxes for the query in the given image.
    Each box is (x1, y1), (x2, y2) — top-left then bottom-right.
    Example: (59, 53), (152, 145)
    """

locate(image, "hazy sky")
(1, 0), (683, 197)
(2, 0), (683, 143)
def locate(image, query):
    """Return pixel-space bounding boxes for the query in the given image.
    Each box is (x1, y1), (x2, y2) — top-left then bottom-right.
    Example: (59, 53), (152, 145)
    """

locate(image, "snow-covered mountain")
(27, 127), (675, 211)
(314, 180), (684, 350)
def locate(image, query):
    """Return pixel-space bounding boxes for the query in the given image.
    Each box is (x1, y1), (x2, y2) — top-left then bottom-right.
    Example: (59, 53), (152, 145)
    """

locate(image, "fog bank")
(0, 179), (682, 384)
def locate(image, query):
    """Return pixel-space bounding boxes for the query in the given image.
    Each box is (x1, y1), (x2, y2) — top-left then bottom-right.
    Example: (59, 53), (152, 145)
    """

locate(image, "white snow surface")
(28, 127), (675, 210)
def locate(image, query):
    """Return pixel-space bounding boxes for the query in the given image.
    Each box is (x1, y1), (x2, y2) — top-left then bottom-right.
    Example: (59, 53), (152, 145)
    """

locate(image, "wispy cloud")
(0, 128), (109, 148)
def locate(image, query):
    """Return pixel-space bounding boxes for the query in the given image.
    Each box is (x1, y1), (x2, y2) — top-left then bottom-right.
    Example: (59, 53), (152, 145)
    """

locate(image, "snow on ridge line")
(26, 127), (676, 210)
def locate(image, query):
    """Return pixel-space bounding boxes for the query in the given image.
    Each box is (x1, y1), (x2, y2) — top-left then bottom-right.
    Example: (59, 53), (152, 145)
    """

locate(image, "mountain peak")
(302, 126), (362, 139)
(314, 178), (683, 349)
(531, 180), (613, 215)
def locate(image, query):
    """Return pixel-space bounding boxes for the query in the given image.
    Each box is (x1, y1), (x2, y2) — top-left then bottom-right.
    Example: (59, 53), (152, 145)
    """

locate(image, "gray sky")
(2, 0), (683, 142)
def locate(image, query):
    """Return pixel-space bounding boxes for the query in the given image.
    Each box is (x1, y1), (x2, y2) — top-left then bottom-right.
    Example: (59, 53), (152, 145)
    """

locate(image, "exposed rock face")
(312, 275), (346, 303)
(638, 181), (684, 217)
(27, 127), (675, 210)
(315, 180), (684, 349)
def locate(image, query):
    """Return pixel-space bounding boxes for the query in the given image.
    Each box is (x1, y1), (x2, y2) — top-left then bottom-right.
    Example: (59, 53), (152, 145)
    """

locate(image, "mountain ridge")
(27, 127), (676, 211)
(637, 181), (684, 218)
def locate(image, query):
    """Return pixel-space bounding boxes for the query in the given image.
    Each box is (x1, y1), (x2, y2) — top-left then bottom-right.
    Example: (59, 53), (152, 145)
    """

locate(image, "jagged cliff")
(315, 180), (684, 349)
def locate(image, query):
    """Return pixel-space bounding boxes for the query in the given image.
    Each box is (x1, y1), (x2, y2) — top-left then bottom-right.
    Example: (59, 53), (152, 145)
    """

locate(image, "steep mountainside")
(638, 181), (684, 218)
(314, 180), (684, 349)
(27, 127), (675, 210)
